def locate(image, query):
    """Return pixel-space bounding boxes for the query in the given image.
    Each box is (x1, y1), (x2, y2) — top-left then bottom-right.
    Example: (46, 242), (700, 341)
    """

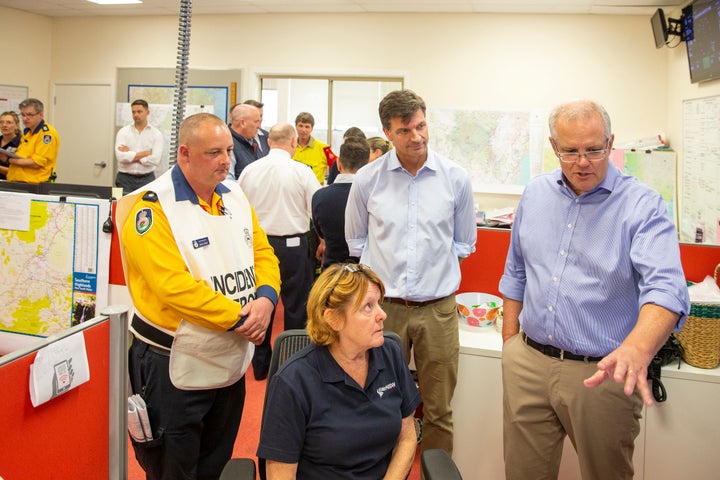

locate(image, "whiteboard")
(681, 95), (720, 245)
(0, 84), (28, 117)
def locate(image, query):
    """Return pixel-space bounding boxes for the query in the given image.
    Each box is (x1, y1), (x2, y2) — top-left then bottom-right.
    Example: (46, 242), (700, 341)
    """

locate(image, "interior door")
(52, 82), (114, 186)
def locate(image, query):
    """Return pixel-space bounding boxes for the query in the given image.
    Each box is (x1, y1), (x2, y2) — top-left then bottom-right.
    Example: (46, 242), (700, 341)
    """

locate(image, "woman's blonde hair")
(306, 263), (385, 346)
(367, 136), (392, 154)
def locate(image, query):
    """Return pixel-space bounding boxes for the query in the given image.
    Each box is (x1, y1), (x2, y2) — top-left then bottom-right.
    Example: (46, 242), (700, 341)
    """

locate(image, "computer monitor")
(683, 0), (720, 84)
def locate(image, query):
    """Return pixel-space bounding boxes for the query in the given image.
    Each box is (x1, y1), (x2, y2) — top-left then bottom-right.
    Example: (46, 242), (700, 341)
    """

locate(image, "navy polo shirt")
(257, 340), (421, 479)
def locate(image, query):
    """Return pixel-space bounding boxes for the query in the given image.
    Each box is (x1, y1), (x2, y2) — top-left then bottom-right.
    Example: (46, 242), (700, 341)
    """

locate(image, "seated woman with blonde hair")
(257, 262), (421, 479)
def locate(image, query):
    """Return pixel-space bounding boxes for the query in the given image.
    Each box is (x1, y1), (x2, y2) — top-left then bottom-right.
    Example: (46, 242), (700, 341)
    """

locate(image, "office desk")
(451, 323), (720, 480)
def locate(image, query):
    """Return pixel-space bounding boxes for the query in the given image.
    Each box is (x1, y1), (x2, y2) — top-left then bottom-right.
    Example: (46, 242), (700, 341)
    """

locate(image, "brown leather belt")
(522, 332), (603, 362)
(384, 296), (445, 308)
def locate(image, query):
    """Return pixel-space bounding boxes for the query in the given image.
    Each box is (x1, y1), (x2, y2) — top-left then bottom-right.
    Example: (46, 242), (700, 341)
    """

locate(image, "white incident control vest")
(117, 168), (257, 390)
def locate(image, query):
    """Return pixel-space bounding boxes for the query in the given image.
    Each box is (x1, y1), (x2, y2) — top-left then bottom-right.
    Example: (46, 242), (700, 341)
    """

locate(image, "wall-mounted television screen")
(651, 8), (668, 48)
(683, 0), (720, 83)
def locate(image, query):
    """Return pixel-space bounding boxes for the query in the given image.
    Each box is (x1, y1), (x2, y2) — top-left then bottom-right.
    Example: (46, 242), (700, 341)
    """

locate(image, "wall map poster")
(0, 194), (111, 353)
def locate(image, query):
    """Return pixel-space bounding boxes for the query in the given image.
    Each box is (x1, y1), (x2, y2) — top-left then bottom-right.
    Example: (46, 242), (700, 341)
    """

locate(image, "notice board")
(682, 95), (720, 244)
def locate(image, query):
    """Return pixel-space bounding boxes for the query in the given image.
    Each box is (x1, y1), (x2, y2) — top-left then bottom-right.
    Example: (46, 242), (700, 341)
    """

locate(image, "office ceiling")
(0, 0), (689, 18)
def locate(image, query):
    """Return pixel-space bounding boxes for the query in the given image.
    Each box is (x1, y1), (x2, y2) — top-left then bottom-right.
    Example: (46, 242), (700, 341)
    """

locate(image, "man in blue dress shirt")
(345, 89), (477, 456)
(499, 99), (690, 480)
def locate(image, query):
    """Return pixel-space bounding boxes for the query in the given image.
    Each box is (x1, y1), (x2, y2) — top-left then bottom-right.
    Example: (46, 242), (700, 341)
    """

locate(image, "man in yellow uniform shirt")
(293, 111), (335, 185)
(116, 113), (280, 480)
(7, 98), (60, 183)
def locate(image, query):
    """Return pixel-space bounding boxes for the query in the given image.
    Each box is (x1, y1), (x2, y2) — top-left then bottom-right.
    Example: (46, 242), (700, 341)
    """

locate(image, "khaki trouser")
(382, 294), (459, 455)
(502, 333), (643, 480)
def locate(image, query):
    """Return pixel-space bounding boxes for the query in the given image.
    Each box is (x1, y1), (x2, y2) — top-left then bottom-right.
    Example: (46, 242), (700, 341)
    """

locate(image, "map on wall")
(427, 108), (546, 193)
(624, 150), (677, 225)
(681, 95), (720, 245)
(0, 194), (111, 346)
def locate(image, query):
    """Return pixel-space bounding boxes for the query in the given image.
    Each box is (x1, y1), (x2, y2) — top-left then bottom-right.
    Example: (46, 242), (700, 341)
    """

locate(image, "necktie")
(251, 138), (258, 157)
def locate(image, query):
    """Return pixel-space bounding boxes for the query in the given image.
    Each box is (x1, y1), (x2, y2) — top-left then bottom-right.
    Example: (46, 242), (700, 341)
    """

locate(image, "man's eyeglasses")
(20, 111), (40, 118)
(555, 141), (609, 163)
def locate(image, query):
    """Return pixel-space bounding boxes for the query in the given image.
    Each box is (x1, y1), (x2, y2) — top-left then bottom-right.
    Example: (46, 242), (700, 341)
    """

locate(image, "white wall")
(6, 8), (719, 210)
(0, 7), (53, 105)
(48, 13), (668, 141)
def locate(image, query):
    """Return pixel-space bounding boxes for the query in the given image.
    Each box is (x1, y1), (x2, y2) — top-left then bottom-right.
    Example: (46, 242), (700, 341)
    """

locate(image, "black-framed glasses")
(20, 111), (40, 118)
(554, 140), (609, 163)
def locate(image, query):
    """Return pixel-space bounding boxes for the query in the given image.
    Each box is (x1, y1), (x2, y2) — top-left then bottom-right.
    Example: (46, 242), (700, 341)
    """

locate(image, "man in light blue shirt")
(499, 99), (690, 480)
(345, 89), (476, 456)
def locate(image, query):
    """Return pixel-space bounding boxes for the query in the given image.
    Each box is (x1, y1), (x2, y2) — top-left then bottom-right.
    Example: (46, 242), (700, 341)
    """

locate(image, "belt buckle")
(559, 349), (565, 361)
(404, 299), (419, 309)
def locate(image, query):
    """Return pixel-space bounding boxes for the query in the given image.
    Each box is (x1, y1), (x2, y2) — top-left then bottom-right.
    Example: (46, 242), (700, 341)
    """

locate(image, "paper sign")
(29, 331), (90, 407)
(0, 193), (31, 231)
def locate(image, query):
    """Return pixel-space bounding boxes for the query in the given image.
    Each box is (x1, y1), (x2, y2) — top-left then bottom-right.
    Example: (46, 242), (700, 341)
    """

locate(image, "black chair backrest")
(267, 329), (403, 381)
(267, 329), (311, 382)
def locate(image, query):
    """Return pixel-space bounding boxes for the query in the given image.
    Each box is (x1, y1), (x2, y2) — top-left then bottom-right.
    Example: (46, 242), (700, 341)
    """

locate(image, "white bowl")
(456, 292), (503, 328)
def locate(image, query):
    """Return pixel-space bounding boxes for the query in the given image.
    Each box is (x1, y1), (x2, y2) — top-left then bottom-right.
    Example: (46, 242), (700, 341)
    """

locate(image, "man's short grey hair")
(231, 104), (258, 123)
(548, 99), (611, 143)
(19, 98), (44, 113)
(268, 122), (296, 147)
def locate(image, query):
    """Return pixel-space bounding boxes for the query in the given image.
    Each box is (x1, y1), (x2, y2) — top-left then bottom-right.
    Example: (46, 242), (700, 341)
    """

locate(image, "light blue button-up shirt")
(345, 147), (476, 301)
(499, 164), (690, 357)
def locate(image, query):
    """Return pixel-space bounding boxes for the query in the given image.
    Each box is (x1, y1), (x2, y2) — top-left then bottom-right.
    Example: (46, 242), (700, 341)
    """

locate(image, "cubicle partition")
(0, 306), (129, 480)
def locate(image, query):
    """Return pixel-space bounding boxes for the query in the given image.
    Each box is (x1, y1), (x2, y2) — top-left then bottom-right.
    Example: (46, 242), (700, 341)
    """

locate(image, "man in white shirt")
(115, 99), (164, 195)
(238, 122), (321, 379)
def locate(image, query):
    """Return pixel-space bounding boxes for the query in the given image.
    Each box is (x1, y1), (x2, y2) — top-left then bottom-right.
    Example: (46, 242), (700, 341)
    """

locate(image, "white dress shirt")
(115, 123), (164, 175)
(238, 148), (321, 236)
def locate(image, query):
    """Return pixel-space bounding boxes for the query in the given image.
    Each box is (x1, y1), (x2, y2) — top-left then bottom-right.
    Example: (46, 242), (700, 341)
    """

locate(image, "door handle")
(94, 161), (107, 168)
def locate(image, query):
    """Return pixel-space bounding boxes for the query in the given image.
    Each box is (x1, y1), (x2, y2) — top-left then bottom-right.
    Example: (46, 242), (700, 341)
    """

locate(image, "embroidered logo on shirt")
(135, 208), (153, 235)
(377, 382), (396, 398)
(42, 134), (52, 145)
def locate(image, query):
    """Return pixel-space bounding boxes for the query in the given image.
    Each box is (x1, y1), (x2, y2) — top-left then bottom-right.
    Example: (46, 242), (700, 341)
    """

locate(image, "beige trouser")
(502, 333), (643, 480)
(382, 294), (459, 455)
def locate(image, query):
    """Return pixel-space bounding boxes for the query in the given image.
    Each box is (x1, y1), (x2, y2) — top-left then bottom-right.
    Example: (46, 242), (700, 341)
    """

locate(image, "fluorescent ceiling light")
(87, 0), (142, 5)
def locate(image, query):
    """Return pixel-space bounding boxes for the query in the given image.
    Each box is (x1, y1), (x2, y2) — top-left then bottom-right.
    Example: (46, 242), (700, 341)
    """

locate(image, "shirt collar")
(299, 136), (315, 149)
(555, 163), (620, 197)
(333, 173), (355, 184)
(24, 119), (46, 135)
(385, 147), (436, 174)
(171, 165), (230, 204)
(315, 344), (386, 387)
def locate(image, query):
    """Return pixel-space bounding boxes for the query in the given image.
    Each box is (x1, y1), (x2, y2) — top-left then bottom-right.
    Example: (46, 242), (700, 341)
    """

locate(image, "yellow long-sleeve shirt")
(121, 186), (280, 333)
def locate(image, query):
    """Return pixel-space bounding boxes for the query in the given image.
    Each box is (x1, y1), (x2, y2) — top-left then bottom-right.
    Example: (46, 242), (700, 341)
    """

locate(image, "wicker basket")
(674, 264), (720, 369)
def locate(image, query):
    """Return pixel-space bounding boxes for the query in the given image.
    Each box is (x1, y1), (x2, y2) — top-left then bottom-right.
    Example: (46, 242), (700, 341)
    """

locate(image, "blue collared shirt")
(345, 147), (476, 301)
(499, 164), (690, 357)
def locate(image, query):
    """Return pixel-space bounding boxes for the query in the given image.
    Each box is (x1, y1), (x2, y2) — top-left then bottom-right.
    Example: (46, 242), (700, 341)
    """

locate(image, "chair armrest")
(220, 458), (256, 480)
(421, 449), (463, 480)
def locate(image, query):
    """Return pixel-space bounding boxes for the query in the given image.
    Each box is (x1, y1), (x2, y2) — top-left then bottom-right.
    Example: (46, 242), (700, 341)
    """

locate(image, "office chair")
(421, 449), (464, 480)
(221, 330), (308, 480)
(221, 329), (405, 479)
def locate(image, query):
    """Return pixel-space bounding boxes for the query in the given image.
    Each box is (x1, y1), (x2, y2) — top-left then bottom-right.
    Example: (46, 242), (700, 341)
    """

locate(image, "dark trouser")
(116, 171), (155, 196)
(128, 338), (246, 480)
(252, 234), (313, 377)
